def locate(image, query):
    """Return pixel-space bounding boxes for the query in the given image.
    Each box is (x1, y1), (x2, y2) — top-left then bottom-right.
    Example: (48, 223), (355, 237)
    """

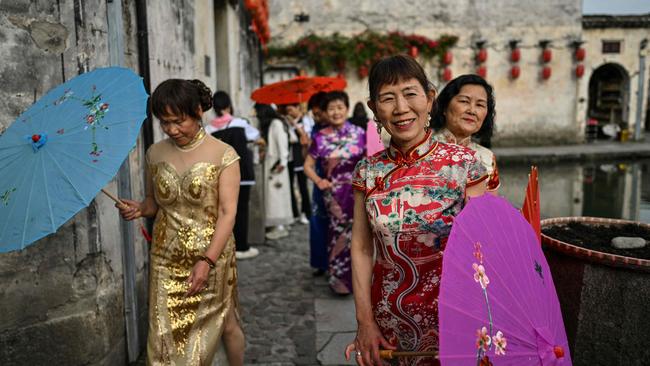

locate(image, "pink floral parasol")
(439, 194), (571, 365)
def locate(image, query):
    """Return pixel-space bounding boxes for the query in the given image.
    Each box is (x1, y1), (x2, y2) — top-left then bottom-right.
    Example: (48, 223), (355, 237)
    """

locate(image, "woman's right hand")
(346, 321), (395, 365)
(316, 178), (333, 191)
(117, 199), (143, 221)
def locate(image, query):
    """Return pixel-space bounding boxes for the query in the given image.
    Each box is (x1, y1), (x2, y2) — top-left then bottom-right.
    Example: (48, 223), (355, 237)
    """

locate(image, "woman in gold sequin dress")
(118, 79), (245, 365)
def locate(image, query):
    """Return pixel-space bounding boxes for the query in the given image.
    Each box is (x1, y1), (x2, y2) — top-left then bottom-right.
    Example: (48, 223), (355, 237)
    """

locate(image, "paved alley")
(237, 224), (357, 366)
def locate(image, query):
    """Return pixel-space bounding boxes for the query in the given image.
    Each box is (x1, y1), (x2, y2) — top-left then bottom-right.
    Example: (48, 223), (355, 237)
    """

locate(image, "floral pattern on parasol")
(439, 194), (571, 365)
(0, 67), (148, 251)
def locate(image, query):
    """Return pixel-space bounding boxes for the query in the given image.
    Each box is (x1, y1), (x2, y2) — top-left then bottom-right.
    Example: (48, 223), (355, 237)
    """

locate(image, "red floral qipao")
(352, 131), (487, 365)
(433, 128), (500, 191)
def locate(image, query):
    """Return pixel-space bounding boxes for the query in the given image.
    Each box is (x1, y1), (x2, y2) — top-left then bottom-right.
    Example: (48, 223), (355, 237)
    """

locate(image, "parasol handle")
(101, 188), (127, 208)
(101, 188), (152, 242)
(379, 350), (438, 359)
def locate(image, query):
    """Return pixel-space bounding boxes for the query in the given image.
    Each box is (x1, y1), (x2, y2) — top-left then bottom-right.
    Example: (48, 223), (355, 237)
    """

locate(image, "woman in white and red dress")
(345, 55), (488, 366)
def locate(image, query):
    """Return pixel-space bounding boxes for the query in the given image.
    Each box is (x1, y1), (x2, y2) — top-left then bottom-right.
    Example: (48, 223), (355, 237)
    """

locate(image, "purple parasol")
(439, 194), (571, 365)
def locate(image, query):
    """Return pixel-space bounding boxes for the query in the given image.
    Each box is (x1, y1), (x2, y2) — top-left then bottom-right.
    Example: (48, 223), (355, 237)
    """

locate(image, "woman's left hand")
(185, 260), (211, 297)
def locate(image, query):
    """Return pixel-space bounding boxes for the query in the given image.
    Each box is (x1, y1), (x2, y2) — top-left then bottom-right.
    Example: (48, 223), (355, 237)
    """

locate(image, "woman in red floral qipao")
(344, 55), (488, 366)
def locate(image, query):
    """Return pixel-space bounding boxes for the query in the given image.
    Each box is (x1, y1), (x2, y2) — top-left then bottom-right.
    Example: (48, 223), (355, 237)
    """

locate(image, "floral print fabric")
(309, 121), (365, 294)
(352, 131), (486, 365)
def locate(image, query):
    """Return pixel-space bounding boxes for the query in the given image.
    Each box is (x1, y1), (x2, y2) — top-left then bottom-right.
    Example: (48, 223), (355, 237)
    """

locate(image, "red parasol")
(250, 76), (346, 105)
(521, 166), (541, 244)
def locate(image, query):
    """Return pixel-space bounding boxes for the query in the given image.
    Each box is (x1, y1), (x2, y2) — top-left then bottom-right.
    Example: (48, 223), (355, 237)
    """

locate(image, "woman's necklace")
(174, 127), (206, 152)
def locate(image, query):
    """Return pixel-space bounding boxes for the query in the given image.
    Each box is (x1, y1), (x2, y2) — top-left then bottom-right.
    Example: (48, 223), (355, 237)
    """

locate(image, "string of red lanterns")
(475, 40), (487, 79)
(572, 40), (586, 78)
(539, 40), (552, 80)
(244, 0), (270, 46)
(509, 40), (521, 79)
(404, 39), (587, 82)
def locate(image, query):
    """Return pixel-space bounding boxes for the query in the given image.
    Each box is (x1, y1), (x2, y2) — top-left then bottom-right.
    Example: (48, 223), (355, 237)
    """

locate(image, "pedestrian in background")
(207, 90), (261, 259)
(118, 79), (245, 365)
(256, 103), (293, 240)
(431, 74), (500, 192)
(345, 55), (487, 365)
(304, 91), (366, 295)
(306, 91), (330, 276)
(349, 101), (385, 157)
(278, 103), (312, 225)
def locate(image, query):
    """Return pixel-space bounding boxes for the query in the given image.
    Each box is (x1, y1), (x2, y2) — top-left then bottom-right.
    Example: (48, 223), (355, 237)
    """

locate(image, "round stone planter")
(541, 217), (650, 366)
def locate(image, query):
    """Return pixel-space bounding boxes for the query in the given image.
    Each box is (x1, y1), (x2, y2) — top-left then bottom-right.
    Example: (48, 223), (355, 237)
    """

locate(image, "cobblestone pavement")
(239, 223), (331, 366)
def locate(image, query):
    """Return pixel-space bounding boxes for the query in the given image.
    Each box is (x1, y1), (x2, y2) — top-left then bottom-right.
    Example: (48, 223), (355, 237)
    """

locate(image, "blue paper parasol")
(0, 67), (148, 252)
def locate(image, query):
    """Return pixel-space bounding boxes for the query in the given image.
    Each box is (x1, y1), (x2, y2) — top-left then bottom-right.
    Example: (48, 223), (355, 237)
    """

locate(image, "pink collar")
(210, 113), (233, 129)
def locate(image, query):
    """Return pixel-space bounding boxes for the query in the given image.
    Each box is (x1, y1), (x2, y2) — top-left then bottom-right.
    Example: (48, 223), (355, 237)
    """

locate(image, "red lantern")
(510, 65), (520, 79)
(575, 63), (585, 78)
(510, 48), (521, 62)
(443, 67), (452, 81)
(443, 51), (453, 65)
(542, 48), (552, 63)
(477, 65), (487, 78)
(542, 66), (552, 80)
(477, 48), (488, 63)
(575, 47), (586, 61)
(409, 46), (419, 58)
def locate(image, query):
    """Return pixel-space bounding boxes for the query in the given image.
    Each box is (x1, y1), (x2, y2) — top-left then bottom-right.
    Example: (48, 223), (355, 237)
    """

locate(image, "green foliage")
(267, 31), (458, 78)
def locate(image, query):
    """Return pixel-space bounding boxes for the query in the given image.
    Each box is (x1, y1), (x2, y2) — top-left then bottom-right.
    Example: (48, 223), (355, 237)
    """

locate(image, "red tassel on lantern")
(477, 48), (488, 63)
(409, 46), (419, 58)
(575, 64), (585, 78)
(510, 65), (520, 79)
(477, 65), (487, 78)
(510, 48), (521, 62)
(542, 66), (552, 80)
(443, 51), (453, 65)
(443, 67), (452, 81)
(542, 48), (552, 63)
(575, 47), (586, 61)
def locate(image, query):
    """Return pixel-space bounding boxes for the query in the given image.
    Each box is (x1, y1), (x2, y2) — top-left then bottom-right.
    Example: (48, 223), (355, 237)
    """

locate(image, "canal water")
(498, 159), (650, 223)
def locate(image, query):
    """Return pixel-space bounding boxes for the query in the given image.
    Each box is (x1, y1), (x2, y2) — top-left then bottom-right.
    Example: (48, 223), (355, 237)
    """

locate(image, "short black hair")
(368, 54), (431, 102)
(322, 90), (349, 110)
(431, 74), (495, 140)
(254, 103), (283, 141)
(213, 90), (233, 116)
(308, 91), (327, 111)
(151, 79), (212, 120)
(349, 102), (368, 129)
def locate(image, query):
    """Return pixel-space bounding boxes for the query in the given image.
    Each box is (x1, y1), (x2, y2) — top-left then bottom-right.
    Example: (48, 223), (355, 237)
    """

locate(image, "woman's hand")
(316, 178), (333, 191)
(116, 199), (143, 221)
(185, 260), (212, 297)
(345, 321), (395, 365)
(273, 164), (285, 174)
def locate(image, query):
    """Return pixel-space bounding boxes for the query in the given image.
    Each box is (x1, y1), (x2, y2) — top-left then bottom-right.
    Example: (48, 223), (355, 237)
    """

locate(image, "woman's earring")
(425, 115), (432, 131)
(373, 116), (383, 134)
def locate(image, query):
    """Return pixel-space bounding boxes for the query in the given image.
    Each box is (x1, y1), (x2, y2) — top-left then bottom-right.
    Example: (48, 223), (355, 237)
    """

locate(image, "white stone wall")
(581, 27), (650, 140)
(268, 0), (585, 145)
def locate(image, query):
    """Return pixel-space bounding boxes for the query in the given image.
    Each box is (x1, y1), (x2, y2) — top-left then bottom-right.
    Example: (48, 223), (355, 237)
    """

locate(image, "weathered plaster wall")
(268, 0), (584, 145)
(0, 1), (148, 364)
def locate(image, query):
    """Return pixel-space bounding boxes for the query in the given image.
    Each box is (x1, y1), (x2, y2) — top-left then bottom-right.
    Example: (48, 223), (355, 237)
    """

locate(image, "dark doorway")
(587, 63), (630, 138)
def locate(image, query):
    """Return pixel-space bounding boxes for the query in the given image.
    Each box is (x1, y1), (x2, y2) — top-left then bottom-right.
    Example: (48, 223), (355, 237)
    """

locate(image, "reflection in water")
(498, 159), (650, 223)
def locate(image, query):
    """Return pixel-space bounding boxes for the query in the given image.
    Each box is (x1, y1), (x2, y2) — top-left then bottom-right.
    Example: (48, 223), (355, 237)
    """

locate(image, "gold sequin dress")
(145, 130), (240, 365)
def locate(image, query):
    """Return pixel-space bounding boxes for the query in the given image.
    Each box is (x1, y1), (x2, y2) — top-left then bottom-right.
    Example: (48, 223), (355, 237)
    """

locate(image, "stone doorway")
(588, 63), (630, 139)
